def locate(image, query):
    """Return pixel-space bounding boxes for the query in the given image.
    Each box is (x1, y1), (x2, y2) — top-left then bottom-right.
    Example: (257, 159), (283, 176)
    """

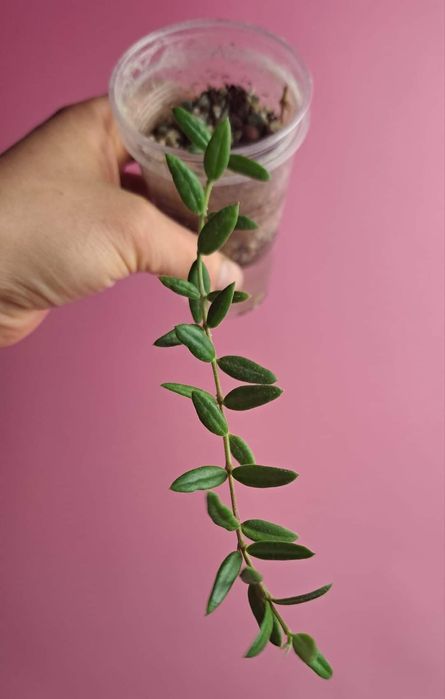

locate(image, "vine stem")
(195, 180), (292, 642)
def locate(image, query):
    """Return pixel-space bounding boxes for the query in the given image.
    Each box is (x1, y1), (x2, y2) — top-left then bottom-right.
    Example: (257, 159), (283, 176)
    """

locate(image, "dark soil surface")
(150, 84), (284, 149)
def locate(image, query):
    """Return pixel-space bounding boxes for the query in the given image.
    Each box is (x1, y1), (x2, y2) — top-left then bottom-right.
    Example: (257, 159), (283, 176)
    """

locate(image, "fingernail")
(217, 258), (244, 290)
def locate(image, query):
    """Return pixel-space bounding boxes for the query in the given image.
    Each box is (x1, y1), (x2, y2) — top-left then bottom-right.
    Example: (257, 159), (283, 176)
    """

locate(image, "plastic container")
(110, 19), (312, 310)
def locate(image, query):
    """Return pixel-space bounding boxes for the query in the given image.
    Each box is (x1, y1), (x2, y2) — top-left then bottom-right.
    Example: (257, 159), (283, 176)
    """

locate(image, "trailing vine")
(154, 108), (332, 679)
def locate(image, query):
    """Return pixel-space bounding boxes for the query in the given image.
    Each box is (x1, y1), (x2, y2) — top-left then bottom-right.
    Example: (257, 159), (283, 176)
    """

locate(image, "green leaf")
(207, 290), (250, 304)
(228, 434), (255, 465)
(165, 153), (205, 214)
(307, 652), (333, 680)
(235, 214), (258, 230)
(292, 633), (317, 663)
(206, 551), (242, 614)
(228, 154), (270, 181)
(245, 599), (273, 658)
(191, 390), (228, 436)
(272, 584), (332, 606)
(240, 567), (263, 585)
(175, 324), (215, 362)
(173, 107), (211, 151)
(241, 519), (298, 543)
(217, 355), (277, 384)
(204, 117), (231, 181)
(159, 275), (200, 300)
(188, 259), (210, 323)
(207, 491), (239, 531)
(247, 584), (282, 648)
(153, 328), (181, 347)
(247, 541), (315, 560)
(161, 382), (213, 399)
(232, 465), (297, 488)
(170, 466), (227, 492)
(207, 283), (236, 328)
(224, 384), (283, 410)
(198, 204), (240, 255)
(292, 635), (333, 679)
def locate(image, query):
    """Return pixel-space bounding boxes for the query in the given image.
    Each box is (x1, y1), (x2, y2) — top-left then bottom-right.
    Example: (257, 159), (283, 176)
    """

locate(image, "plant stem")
(195, 180), (293, 643)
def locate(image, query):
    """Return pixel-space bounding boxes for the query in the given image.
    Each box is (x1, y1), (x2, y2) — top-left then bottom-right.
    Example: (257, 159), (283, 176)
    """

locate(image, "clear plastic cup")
(109, 19), (312, 311)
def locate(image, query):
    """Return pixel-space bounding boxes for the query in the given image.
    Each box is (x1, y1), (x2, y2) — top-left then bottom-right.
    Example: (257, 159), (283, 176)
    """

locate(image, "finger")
(130, 199), (244, 290)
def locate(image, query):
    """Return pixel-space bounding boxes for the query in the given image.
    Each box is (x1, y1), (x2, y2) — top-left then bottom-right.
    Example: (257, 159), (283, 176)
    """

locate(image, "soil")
(149, 84), (285, 149)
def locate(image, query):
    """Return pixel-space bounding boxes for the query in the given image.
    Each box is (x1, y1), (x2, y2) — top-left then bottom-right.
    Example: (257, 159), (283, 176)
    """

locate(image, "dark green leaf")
(235, 214), (258, 230)
(271, 614), (283, 648)
(228, 154), (270, 181)
(217, 355), (277, 384)
(159, 275), (200, 300)
(165, 153), (205, 214)
(198, 204), (240, 255)
(153, 328), (181, 347)
(292, 633), (317, 663)
(204, 117), (231, 181)
(188, 258), (211, 293)
(228, 434), (255, 465)
(248, 584), (282, 647)
(273, 584), (332, 606)
(188, 259), (210, 322)
(224, 384), (282, 410)
(247, 541), (315, 560)
(175, 324), (215, 362)
(206, 551), (242, 614)
(245, 599), (273, 657)
(207, 283), (235, 328)
(170, 466), (227, 492)
(161, 382), (213, 399)
(173, 107), (211, 151)
(240, 567), (263, 585)
(191, 390), (228, 436)
(241, 519), (298, 543)
(207, 290), (250, 304)
(207, 491), (239, 531)
(233, 465), (297, 488)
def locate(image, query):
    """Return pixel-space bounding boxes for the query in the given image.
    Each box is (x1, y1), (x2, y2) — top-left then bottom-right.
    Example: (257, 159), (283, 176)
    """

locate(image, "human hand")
(0, 96), (243, 347)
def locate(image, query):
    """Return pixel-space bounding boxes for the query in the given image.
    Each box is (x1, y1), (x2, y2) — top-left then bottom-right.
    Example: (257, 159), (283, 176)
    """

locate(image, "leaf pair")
(207, 282), (236, 327)
(156, 324), (215, 360)
(207, 290), (250, 304)
(247, 584), (282, 652)
(172, 107), (270, 181)
(175, 324), (215, 362)
(188, 258), (210, 323)
(162, 384), (228, 437)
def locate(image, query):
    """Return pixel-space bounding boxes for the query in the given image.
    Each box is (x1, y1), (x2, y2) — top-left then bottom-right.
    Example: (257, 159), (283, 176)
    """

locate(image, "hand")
(0, 97), (243, 347)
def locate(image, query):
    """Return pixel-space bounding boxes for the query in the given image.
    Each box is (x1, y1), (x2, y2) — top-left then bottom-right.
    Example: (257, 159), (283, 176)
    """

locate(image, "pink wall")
(0, 1), (443, 697)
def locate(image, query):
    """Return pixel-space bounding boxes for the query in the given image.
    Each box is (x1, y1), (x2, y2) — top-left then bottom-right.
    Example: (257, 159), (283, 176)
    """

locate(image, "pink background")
(0, 1), (443, 697)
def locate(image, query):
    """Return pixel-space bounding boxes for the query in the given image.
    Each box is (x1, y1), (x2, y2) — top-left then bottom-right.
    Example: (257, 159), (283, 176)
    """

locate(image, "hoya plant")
(154, 107), (333, 680)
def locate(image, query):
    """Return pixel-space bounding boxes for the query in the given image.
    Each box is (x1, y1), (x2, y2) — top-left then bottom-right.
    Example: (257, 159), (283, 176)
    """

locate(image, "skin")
(0, 96), (242, 347)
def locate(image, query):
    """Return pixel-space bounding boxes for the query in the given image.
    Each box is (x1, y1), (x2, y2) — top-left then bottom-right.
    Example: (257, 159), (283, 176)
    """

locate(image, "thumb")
(130, 196), (244, 291)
